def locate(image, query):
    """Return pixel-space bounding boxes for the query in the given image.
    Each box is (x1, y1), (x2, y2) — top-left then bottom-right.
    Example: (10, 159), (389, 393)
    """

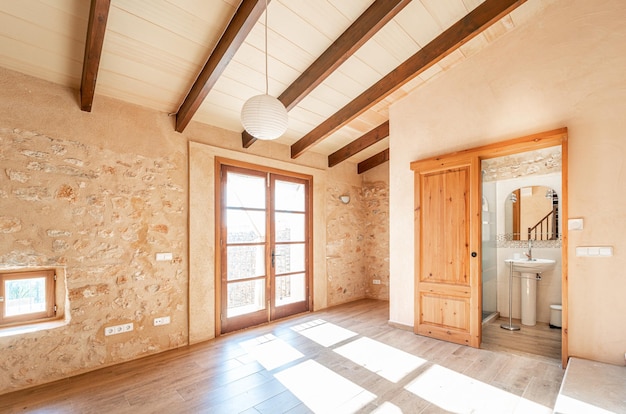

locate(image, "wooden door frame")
(214, 157), (314, 336)
(410, 128), (569, 367)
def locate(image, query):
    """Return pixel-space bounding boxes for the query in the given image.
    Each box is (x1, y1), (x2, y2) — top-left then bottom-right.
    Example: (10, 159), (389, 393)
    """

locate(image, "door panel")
(271, 175), (309, 320)
(414, 158), (480, 347)
(220, 165), (310, 334)
(221, 167), (269, 333)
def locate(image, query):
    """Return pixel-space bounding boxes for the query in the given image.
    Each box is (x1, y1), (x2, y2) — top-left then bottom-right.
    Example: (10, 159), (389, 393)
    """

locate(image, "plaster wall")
(390, 0), (626, 365)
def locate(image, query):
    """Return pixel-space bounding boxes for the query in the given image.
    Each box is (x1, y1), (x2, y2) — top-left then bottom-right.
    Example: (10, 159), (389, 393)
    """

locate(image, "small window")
(0, 270), (56, 326)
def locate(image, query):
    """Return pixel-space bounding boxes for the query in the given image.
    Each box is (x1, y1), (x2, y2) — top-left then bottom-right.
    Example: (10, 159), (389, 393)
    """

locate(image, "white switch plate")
(575, 246), (613, 257)
(568, 218), (584, 230)
(372, 279), (381, 285)
(156, 252), (173, 261)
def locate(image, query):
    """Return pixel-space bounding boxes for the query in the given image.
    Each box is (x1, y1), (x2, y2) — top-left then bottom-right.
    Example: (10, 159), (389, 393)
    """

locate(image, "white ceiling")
(0, 0), (550, 165)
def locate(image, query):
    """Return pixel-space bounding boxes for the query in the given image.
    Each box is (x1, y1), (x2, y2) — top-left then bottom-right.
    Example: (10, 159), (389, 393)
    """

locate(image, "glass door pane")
(221, 168), (269, 333)
(272, 177), (309, 319)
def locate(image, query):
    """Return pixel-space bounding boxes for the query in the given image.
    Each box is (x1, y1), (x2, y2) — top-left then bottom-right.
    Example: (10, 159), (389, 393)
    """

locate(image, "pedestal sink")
(504, 258), (556, 327)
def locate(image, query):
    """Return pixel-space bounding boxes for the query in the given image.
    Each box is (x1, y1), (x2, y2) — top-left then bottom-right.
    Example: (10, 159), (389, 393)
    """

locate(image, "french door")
(218, 163), (311, 334)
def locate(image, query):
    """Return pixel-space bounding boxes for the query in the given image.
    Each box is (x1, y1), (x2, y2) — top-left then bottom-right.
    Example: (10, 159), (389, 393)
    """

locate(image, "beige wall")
(0, 66), (390, 394)
(390, 0), (626, 365)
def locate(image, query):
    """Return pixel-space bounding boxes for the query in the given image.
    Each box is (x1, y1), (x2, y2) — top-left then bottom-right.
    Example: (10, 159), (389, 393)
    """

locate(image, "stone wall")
(325, 164), (390, 305)
(362, 179), (389, 300)
(326, 181), (367, 305)
(0, 127), (187, 392)
(0, 67), (390, 395)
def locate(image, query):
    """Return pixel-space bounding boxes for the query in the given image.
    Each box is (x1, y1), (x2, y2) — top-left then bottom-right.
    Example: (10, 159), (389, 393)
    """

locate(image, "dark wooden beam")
(358, 149), (389, 174)
(176, 0), (267, 133)
(79, 0), (110, 112)
(242, 130), (256, 149)
(242, 0), (411, 148)
(291, 0), (527, 158)
(328, 121), (389, 167)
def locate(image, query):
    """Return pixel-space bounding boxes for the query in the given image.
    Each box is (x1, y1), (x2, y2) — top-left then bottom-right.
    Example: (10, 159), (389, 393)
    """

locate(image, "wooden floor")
(481, 316), (562, 362)
(0, 300), (565, 413)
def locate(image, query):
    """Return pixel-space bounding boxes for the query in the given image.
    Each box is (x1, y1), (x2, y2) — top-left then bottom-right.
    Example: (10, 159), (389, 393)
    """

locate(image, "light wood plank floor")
(482, 316), (562, 362)
(0, 300), (565, 413)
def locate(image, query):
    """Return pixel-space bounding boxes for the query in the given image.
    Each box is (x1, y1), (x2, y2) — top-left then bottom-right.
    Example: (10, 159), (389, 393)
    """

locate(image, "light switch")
(575, 246), (613, 257)
(599, 247), (613, 256)
(568, 218), (584, 230)
(156, 252), (173, 261)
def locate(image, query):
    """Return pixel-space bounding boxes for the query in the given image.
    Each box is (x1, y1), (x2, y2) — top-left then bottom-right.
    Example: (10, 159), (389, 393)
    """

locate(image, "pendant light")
(240, 0), (288, 140)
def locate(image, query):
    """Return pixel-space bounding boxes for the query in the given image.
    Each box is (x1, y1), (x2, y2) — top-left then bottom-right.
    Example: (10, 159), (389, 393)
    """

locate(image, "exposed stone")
(13, 187), (51, 201)
(52, 239), (70, 252)
(63, 158), (84, 167)
(56, 185), (76, 202)
(20, 149), (49, 159)
(5, 169), (30, 182)
(0, 216), (22, 233)
(47, 229), (71, 237)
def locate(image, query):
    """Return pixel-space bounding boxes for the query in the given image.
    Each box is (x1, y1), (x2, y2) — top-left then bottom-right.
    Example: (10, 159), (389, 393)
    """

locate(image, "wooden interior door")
(219, 164), (310, 334)
(413, 157), (481, 347)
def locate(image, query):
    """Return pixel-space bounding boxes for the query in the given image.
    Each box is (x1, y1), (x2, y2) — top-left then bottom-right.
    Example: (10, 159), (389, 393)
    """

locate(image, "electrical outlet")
(154, 316), (171, 326)
(156, 252), (173, 261)
(104, 322), (133, 336)
(372, 279), (381, 285)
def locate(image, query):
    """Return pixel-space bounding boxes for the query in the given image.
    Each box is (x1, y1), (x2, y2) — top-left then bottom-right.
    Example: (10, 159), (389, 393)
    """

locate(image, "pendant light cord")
(264, 0), (269, 95)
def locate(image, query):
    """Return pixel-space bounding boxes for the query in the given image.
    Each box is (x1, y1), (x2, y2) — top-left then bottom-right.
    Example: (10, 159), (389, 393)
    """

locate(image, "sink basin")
(504, 258), (556, 273)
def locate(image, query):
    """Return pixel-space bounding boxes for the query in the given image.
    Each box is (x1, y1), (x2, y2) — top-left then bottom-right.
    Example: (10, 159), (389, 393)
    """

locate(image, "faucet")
(524, 239), (533, 260)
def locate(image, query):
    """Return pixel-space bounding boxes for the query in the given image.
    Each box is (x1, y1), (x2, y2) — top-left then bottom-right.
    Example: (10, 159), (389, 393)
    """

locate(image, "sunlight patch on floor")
(275, 359), (376, 413)
(553, 395), (616, 414)
(371, 401), (403, 413)
(292, 319), (357, 347)
(405, 364), (552, 414)
(334, 337), (426, 383)
(239, 334), (304, 370)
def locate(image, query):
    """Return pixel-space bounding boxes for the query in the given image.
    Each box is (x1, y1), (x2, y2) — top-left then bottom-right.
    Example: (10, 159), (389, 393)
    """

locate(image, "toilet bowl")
(550, 304), (562, 328)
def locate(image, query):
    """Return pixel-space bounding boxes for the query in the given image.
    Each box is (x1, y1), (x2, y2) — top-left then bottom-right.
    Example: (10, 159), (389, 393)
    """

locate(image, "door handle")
(471, 252), (477, 257)
(271, 250), (283, 267)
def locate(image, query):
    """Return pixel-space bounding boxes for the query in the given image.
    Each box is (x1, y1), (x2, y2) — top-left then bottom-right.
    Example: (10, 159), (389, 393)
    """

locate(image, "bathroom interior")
(480, 146), (563, 360)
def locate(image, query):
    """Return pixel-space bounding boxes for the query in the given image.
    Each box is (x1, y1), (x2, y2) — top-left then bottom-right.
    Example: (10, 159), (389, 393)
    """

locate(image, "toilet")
(550, 304), (562, 328)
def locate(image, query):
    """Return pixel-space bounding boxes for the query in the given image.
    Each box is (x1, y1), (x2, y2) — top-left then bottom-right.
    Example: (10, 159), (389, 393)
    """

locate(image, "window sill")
(0, 318), (68, 338)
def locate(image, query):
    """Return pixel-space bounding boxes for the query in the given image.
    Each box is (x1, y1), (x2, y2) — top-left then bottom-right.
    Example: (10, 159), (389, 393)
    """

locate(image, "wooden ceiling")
(0, 0), (541, 172)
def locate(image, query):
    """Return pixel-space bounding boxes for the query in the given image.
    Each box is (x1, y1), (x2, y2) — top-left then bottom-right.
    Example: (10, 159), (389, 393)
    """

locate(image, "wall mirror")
(504, 185), (558, 240)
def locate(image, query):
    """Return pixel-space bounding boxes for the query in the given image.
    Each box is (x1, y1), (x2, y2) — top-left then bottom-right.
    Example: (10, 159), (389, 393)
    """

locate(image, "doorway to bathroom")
(479, 133), (567, 364)
(410, 128), (568, 366)
(480, 155), (563, 359)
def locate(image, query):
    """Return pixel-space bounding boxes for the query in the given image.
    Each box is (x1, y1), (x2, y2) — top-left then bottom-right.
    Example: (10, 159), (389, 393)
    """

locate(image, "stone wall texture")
(325, 173), (390, 306)
(0, 127), (187, 393)
(362, 180), (390, 300)
(0, 67), (390, 395)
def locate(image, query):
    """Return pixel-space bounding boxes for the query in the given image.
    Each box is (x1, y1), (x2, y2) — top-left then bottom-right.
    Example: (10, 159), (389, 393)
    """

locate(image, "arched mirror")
(504, 186), (558, 240)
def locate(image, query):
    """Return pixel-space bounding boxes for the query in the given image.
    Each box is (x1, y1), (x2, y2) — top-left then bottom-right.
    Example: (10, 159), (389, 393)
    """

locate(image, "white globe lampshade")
(241, 94), (288, 140)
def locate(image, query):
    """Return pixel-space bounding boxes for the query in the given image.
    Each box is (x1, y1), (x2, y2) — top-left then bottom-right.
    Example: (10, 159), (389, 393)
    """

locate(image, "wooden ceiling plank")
(176, 0), (267, 133)
(80, 0), (111, 112)
(279, 0), (411, 111)
(358, 148), (390, 174)
(243, 0), (411, 148)
(328, 121), (389, 167)
(291, 0), (527, 159)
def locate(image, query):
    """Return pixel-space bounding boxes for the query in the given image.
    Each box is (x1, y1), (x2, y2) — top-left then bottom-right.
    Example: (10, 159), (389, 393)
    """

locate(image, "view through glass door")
(219, 164), (310, 334)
